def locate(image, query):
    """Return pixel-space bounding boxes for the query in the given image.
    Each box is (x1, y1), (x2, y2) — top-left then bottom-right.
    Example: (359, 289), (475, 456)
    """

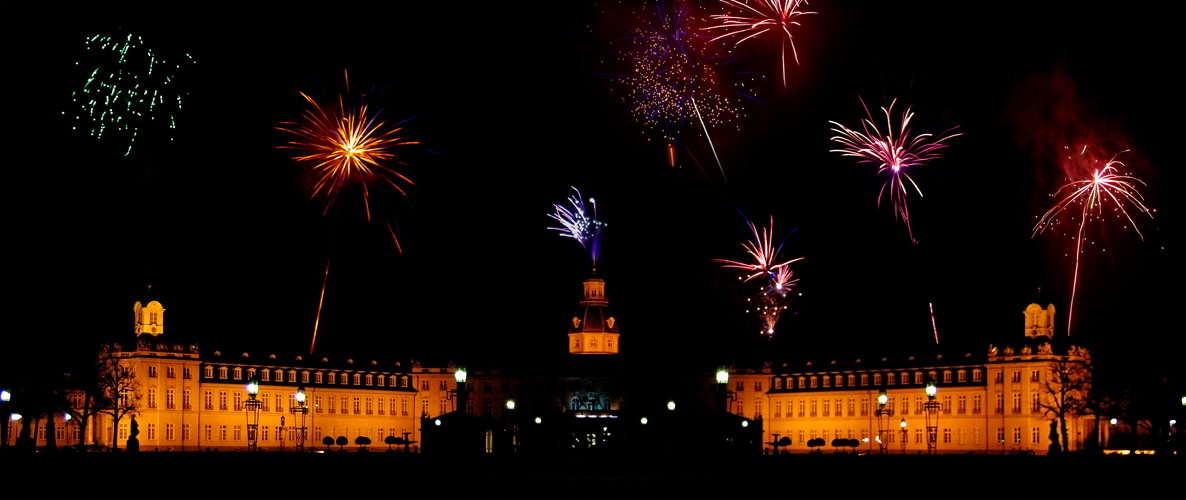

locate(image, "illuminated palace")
(7, 277), (1094, 455)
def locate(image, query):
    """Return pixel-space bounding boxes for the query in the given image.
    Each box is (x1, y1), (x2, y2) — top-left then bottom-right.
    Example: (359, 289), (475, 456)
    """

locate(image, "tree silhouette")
(335, 436), (347, 451)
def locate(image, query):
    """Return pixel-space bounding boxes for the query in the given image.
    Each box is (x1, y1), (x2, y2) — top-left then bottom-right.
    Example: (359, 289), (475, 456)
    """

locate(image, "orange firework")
(277, 70), (417, 353)
(277, 70), (417, 252)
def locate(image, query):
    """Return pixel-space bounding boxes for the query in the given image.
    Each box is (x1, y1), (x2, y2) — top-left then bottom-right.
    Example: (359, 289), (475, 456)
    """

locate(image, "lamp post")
(900, 419), (907, 454)
(244, 379), (261, 452)
(923, 379), (940, 455)
(0, 389), (10, 449)
(289, 386), (308, 452)
(64, 412), (73, 449)
(279, 415), (286, 451)
(505, 398), (517, 452)
(448, 368), (467, 414)
(875, 389), (891, 454)
(716, 368), (734, 414)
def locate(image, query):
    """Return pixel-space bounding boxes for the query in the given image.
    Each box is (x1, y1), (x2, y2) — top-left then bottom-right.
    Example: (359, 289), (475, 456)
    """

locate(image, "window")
(422, 380), (431, 391)
(1031, 392), (1041, 413)
(289, 371), (297, 383)
(328, 372), (336, 384)
(860, 374), (868, 386)
(847, 398), (855, 416)
(958, 395), (966, 414)
(836, 375), (843, 387)
(994, 393), (1004, 413)
(822, 376), (830, 388)
(994, 372), (1003, 383)
(166, 423), (174, 440)
(327, 396), (335, 414)
(1030, 370), (1040, 382)
(1032, 427), (1040, 444)
(234, 392), (243, 411)
(184, 367), (192, 379)
(377, 375), (385, 387)
(166, 366), (175, 378)
(262, 393), (270, 412)
(315, 395), (323, 414)
(401, 398), (409, 416)
(261, 369), (270, 382)
(148, 366), (158, 378)
(1012, 392), (1022, 413)
(147, 423), (156, 440)
(148, 388), (157, 408)
(232, 367), (241, 379)
(204, 391), (213, 410)
(958, 370), (966, 383)
(378, 397), (385, 415)
(798, 377), (806, 389)
(342, 397), (348, 415)
(183, 389), (191, 410)
(942, 395), (951, 414)
(915, 428), (923, 444)
(353, 374), (360, 385)
(809, 400), (817, 417)
(247, 368), (256, 379)
(873, 374), (882, 386)
(833, 399), (841, 418)
(915, 372), (923, 384)
(860, 398), (868, 417)
(942, 371), (952, 384)
(275, 394), (283, 412)
(754, 381), (762, 392)
(774, 378), (783, 390)
(219, 391), (227, 410)
(440, 399), (448, 416)
(736, 399), (744, 417)
(798, 400), (805, 417)
(1011, 371), (1020, 383)
(183, 424), (190, 441)
(736, 381), (744, 391)
(261, 426), (268, 441)
(915, 396), (923, 414)
(401, 377), (408, 388)
(218, 367), (227, 379)
(315, 372), (323, 384)
(810, 377), (818, 388)
(775, 401), (782, 418)
(899, 372), (908, 385)
(166, 389), (175, 409)
(1013, 427), (1022, 444)
(421, 398), (430, 416)
(847, 375), (855, 386)
(234, 425), (241, 441)
(366, 397), (373, 415)
(973, 427), (980, 445)
(958, 428), (966, 445)
(973, 395), (982, 414)
(887, 397), (895, 414)
(886, 373), (894, 385)
(437, 380), (447, 390)
(822, 399), (830, 417)
(996, 427), (1005, 444)
(204, 425), (211, 441)
(302, 372), (310, 384)
(943, 428), (951, 444)
(973, 369), (982, 382)
(203, 366), (213, 379)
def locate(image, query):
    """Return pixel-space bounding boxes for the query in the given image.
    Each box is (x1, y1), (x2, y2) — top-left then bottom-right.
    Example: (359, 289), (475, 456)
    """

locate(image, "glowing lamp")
(925, 381), (937, 399)
(434, 419), (441, 426)
(454, 368), (467, 384)
(667, 401), (676, 411)
(505, 399), (515, 410)
(0, 389), (9, 402)
(716, 368), (729, 385)
(900, 419), (907, 429)
(534, 417), (542, 424)
(294, 386), (306, 404)
(741, 421), (749, 428)
(64, 412), (71, 421)
(10, 413), (20, 421)
(877, 390), (888, 407)
(1110, 418), (1118, 425)
(246, 379), (259, 398)
(640, 417), (648, 425)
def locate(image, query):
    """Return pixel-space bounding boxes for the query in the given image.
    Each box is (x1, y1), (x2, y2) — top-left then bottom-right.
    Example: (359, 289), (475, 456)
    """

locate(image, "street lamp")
(0, 389), (10, 450)
(448, 367), (468, 414)
(874, 389), (891, 454)
(244, 378), (262, 451)
(900, 419), (907, 454)
(289, 386), (309, 452)
(667, 401), (676, 411)
(923, 379), (940, 455)
(716, 367), (735, 414)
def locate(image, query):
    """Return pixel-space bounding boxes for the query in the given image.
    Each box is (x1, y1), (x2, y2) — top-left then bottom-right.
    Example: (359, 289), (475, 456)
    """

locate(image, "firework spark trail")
(548, 187), (607, 266)
(705, 0), (816, 87)
(929, 302), (939, 344)
(277, 70), (417, 354)
(716, 215), (803, 335)
(829, 97), (961, 242)
(1032, 149), (1152, 336)
(613, 0), (742, 177)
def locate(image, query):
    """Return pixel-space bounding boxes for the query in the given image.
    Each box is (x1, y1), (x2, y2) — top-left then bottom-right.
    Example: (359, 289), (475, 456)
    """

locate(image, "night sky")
(3, 2), (1180, 376)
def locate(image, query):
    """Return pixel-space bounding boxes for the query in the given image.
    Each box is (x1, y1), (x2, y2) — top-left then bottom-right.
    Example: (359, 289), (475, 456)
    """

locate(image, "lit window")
(973, 370), (983, 382)
(810, 377), (818, 388)
(302, 372), (309, 384)
(288, 371), (296, 383)
(148, 366), (158, 378)
(847, 374), (855, 386)
(261, 370), (270, 382)
(860, 374), (868, 386)
(943, 371), (952, 384)
(328, 373), (336, 384)
(873, 374), (881, 386)
(957, 370), (966, 383)
(377, 375), (385, 387)
(315, 372), (323, 384)
(204, 366), (213, 379)
(218, 367), (227, 379)
(822, 376), (830, 388)
(232, 367), (241, 380)
(440, 380), (448, 390)
(915, 372), (923, 384)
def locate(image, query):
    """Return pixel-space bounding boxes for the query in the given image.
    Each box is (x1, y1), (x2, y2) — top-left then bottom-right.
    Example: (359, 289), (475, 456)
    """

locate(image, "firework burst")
(705, 0), (815, 88)
(716, 215), (803, 336)
(277, 70), (418, 353)
(70, 33), (194, 156)
(548, 187), (606, 267)
(612, 0), (745, 178)
(1032, 148), (1153, 335)
(829, 97), (961, 242)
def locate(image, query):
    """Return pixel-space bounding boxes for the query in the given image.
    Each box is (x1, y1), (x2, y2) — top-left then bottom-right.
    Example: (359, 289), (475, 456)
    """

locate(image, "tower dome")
(568, 276), (619, 354)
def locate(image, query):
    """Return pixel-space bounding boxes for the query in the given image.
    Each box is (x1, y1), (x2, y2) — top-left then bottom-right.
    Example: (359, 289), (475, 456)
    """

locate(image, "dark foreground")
(7, 451), (1175, 493)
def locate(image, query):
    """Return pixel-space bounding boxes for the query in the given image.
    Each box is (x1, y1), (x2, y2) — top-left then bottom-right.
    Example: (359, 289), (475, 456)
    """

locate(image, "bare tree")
(1039, 357), (1092, 453)
(95, 344), (141, 450)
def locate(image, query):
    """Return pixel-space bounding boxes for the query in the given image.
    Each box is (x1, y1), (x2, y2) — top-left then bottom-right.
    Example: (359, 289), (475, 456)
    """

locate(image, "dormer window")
(261, 369), (270, 382)
(328, 373), (336, 384)
(218, 367), (227, 379)
(232, 367), (242, 380)
(204, 366), (213, 379)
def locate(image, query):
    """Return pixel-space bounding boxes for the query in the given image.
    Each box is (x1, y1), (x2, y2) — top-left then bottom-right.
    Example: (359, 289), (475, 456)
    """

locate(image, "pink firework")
(1032, 148), (1153, 336)
(717, 216), (803, 336)
(829, 97), (961, 242)
(705, 0), (815, 88)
